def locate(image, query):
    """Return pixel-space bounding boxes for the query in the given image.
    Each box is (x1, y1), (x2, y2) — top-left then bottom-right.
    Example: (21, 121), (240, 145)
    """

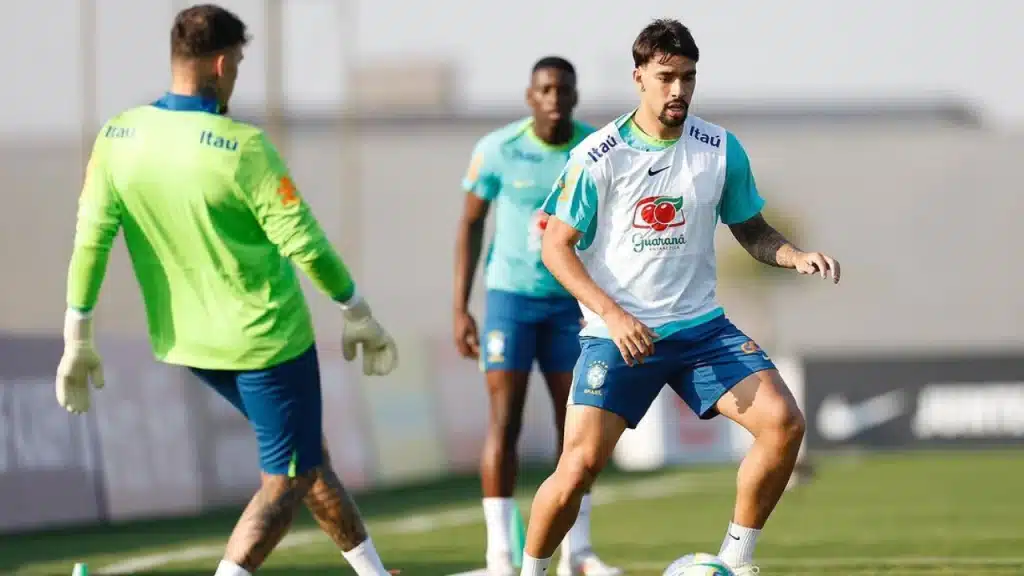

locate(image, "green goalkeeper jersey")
(67, 93), (354, 370)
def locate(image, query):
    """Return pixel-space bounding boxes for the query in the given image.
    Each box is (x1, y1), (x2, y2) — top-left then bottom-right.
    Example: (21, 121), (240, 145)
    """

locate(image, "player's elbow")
(280, 242), (329, 271)
(457, 214), (486, 245)
(541, 232), (570, 274)
(271, 226), (323, 262)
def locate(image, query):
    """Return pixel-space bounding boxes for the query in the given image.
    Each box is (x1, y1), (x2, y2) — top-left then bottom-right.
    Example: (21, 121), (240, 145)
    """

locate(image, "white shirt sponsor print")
(630, 195), (687, 254)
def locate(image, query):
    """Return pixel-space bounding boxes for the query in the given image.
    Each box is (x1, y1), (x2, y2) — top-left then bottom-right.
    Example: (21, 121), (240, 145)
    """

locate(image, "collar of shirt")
(152, 92), (223, 114)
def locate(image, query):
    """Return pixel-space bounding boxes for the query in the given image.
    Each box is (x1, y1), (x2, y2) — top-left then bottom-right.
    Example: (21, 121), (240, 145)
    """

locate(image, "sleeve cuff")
(335, 288), (363, 310)
(64, 307), (95, 342)
(722, 198), (765, 225)
(67, 307), (94, 320)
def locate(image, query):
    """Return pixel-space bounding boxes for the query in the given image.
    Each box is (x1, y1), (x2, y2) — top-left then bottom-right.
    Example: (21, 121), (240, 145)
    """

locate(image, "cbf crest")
(486, 330), (506, 364)
(584, 360), (608, 396)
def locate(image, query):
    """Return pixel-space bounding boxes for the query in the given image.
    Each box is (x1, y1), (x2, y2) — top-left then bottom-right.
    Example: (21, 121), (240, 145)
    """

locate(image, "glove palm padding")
(56, 312), (105, 414)
(341, 300), (398, 376)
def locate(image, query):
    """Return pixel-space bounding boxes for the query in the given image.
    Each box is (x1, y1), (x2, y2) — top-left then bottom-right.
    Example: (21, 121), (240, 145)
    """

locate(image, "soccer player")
(55, 5), (399, 576)
(453, 57), (620, 576)
(521, 20), (841, 575)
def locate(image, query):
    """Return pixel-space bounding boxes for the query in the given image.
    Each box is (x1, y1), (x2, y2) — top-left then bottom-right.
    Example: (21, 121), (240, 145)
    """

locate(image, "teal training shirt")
(462, 118), (595, 298)
(67, 93), (355, 370)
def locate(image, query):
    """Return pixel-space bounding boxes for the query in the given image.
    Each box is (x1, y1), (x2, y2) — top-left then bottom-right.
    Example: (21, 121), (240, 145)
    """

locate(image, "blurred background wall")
(1, 0), (1022, 533)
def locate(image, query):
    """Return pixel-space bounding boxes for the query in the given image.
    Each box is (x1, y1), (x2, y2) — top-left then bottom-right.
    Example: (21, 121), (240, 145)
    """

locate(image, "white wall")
(3, 0), (1023, 137)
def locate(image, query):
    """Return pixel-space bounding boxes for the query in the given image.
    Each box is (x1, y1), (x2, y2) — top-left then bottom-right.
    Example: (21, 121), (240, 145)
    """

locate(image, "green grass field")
(3, 451), (1023, 575)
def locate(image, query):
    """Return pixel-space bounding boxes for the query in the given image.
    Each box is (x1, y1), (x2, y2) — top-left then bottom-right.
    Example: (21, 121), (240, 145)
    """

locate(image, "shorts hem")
(482, 365), (534, 374)
(694, 365), (776, 420)
(261, 446), (324, 477)
(569, 400), (639, 429)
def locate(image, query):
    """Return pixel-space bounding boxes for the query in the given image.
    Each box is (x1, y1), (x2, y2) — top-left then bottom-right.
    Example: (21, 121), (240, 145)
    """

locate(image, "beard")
(658, 102), (688, 127)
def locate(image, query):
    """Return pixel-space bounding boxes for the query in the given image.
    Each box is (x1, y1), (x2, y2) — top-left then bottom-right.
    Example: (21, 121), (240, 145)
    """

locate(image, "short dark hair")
(532, 56), (576, 77)
(632, 19), (699, 67)
(171, 4), (249, 59)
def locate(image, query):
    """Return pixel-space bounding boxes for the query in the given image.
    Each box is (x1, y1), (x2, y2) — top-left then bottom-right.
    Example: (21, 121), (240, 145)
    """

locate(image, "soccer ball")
(662, 553), (736, 576)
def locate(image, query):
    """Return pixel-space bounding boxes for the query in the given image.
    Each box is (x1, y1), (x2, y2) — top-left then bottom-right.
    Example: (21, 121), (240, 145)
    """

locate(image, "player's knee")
(555, 444), (607, 495)
(491, 411), (524, 445)
(487, 397), (525, 450)
(789, 407), (807, 446)
(765, 399), (805, 448)
(484, 420), (522, 460)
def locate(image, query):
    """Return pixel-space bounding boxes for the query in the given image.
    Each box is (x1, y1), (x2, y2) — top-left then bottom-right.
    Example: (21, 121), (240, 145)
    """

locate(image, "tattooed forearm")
(304, 460), (370, 551)
(225, 475), (313, 570)
(727, 213), (799, 268)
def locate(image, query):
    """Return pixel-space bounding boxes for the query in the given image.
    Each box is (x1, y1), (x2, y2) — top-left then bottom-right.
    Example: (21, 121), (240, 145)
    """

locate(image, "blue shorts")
(482, 289), (582, 373)
(189, 345), (324, 476)
(570, 316), (775, 428)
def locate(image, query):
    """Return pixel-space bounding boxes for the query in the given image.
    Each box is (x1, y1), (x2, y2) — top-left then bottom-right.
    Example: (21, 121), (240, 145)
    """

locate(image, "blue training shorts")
(481, 289), (582, 373)
(570, 315), (775, 428)
(189, 345), (324, 476)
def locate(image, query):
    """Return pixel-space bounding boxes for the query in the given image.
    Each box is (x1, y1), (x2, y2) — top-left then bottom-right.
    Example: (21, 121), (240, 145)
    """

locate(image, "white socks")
(520, 554), (551, 575)
(342, 538), (391, 575)
(718, 522), (760, 567)
(490, 494), (594, 571)
(483, 497), (515, 564)
(214, 560), (250, 576)
(561, 493), (593, 557)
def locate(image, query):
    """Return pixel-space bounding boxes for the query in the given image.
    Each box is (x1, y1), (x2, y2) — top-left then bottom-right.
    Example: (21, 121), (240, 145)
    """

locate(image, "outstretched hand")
(794, 251), (841, 284)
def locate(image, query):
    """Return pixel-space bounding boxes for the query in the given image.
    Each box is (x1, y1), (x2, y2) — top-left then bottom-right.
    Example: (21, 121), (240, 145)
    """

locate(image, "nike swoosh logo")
(816, 390), (906, 442)
(648, 166), (670, 176)
(729, 533), (740, 540)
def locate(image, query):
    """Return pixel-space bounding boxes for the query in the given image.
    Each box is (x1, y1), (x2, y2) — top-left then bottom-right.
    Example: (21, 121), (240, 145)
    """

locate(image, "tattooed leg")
(223, 472), (315, 571)
(304, 447), (369, 551)
(302, 446), (392, 575)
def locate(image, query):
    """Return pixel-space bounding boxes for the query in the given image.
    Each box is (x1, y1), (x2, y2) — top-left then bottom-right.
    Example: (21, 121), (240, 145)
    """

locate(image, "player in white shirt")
(518, 19), (841, 576)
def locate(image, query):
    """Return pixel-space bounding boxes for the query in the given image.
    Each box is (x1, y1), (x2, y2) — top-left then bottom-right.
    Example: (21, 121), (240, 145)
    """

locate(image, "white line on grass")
(96, 474), (708, 575)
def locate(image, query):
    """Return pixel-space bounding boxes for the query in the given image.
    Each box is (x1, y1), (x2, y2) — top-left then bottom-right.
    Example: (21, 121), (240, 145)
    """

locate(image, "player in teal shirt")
(55, 6), (396, 576)
(453, 57), (620, 576)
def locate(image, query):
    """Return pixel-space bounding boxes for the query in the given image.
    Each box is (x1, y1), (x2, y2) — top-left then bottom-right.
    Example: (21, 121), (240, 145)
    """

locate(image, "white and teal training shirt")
(543, 111), (765, 340)
(463, 118), (596, 298)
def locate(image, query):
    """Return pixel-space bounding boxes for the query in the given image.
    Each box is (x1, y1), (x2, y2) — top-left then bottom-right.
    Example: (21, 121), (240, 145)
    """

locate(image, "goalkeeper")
(56, 5), (398, 576)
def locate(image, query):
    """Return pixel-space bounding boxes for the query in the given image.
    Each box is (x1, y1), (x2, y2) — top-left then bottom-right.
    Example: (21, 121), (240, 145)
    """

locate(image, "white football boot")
(556, 548), (623, 576)
(486, 554), (518, 576)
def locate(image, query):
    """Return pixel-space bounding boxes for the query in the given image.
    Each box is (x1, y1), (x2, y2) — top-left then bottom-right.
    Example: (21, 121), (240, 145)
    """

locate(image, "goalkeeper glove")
(55, 309), (105, 414)
(339, 294), (399, 376)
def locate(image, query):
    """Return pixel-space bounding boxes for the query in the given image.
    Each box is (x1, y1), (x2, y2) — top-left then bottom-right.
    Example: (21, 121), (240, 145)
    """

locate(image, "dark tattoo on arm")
(304, 451), (370, 551)
(225, 475), (313, 570)
(727, 213), (798, 268)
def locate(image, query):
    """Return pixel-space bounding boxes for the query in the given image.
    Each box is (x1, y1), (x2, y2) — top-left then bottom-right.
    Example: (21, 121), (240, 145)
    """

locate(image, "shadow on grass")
(0, 467), (529, 572)
(0, 465), (673, 573)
